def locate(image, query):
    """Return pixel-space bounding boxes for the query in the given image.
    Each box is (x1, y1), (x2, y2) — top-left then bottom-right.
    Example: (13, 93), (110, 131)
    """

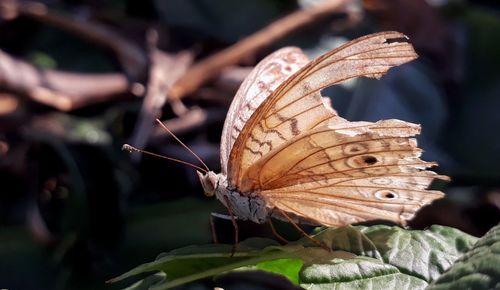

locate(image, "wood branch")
(214, 66), (253, 93)
(186, 67), (252, 106)
(0, 93), (19, 115)
(150, 107), (227, 143)
(168, 0), (351, 100)
(128, 46), (193, 158)
(0, 49), (129, 111)
(1, 0), (148, 80)
(152, 107), (208, 139)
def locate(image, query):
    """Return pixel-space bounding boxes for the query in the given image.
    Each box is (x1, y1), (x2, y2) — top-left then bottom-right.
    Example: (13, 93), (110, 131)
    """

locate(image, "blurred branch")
(150, 107), (227, 142)
(151, 107), (209, 140)
(0, 49), (129, 111)
(0, 0), (148, 80)
(168, 0), (352, 100)
(0, 93), (19, 115)
(215, 66), (253, 93)
(128, 42), (193, 157)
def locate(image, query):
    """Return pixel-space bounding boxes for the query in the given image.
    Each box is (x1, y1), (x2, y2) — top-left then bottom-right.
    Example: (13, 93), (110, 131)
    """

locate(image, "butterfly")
(196, 31), (448, 230)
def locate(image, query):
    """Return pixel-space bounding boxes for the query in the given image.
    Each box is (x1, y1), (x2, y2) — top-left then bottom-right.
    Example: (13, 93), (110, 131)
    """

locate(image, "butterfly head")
(197, 171), (219, 197)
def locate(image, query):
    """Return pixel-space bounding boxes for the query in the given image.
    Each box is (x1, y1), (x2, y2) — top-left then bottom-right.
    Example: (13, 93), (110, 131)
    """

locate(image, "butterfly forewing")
(228, 31), (419, 190)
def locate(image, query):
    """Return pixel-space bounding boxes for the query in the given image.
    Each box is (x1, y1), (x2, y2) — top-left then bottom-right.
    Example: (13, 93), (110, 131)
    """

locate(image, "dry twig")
(127, 30), (193, 157)
(0, 0), (148, 79)
(168, 0), (351, 100)
(0, 49), (129, 111)
(150, 107), (229, 142)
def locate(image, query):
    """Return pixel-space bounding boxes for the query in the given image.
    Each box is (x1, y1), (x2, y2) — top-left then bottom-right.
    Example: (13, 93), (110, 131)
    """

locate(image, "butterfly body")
(198, 171), (269, 223)
(201, 31), (448, 228)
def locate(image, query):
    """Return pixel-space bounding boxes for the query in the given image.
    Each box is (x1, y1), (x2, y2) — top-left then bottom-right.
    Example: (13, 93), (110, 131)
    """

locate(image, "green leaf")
(255, 258), (304, 284)
(110, 238), (304, 289)
(112, 225), (478, 290)
(122, 273), (166, 290)
(298, 225), (477, 289)
(426, 223), (500, 290)
(300, 256), (428, 290)
(339, 225), (477, 281)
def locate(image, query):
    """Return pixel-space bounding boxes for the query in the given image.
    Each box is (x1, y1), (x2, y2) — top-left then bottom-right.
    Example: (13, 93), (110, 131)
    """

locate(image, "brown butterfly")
(196, 31), (448, 230)
(124, 31), (447, 243)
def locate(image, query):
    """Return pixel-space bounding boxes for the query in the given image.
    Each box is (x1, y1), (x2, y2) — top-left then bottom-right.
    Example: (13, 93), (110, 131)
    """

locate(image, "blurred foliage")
(427, 223), (500, 290)
(0, 0), (499, 289)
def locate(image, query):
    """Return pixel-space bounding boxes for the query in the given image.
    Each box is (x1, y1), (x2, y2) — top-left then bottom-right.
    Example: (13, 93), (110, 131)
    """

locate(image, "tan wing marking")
(263, 174), (445, 226)
(268, 198), (410, 227)
(228, 31), (418, 189)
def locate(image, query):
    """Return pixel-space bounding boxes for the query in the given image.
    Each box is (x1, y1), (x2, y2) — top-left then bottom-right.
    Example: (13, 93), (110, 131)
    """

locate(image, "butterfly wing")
(228, 31), (418, 188)
(266, 183), (444, 226)
(225, 31), (446, 226)
(245, 119), (447, 225)
(220, 47), (314, 175)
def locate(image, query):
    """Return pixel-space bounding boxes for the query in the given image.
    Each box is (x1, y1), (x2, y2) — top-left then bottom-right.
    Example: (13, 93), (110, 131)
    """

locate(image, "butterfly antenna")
(122, 144), (208, 174)
(155, 119), (210, 172)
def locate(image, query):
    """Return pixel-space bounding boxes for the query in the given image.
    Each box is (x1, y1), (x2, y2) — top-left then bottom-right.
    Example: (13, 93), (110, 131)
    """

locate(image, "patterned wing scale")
(220, 47), (314, 175)
(266, 181), (444, 226)
(263, 171), (445, 226)
(228, 31), (419, 190)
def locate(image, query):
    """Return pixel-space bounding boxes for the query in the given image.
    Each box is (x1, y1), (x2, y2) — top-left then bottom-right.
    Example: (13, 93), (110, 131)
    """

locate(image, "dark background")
(0, 0), (499, 289)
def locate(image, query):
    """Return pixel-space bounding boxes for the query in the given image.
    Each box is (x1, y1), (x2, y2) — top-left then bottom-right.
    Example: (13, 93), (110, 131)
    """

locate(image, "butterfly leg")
(275, 207), (330, 251)
(209, 213), (219, 244)
(223, 195), (239, 257)
(268, 218), (289, 244)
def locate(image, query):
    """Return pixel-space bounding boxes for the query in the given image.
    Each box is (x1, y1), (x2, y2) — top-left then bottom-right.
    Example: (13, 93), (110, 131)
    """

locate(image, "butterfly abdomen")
(211, 173), (270, 224)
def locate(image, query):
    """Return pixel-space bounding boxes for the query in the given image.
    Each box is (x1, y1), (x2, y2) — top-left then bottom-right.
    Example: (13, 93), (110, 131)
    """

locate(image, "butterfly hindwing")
(266, 182), (444, 227)
(220, 47), (313, 175)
